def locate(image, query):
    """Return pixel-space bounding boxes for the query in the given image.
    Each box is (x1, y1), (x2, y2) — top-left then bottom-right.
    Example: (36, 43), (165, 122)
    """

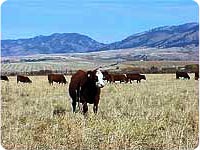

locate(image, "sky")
(1, 0), (199, 43)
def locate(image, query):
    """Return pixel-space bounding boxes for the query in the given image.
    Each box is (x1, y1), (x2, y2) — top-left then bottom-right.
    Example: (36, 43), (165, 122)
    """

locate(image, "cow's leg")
(77, 89), (81, 111)
(93, 91), (100, 114)
(83, 102), (88, 114)
(93, 105), (98, 114)
(69, 89), (77, 113)
(72, 100), (76, 112)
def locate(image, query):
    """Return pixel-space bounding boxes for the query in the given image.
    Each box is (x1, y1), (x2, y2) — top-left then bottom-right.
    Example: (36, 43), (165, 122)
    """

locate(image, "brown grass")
(1, 74), (199, 150)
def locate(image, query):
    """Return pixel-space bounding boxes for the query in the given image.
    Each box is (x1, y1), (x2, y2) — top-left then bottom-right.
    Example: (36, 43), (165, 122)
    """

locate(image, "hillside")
(2, 33), (105, 56)
(100, 22), (199, 50)
(1, 22), (199, 57)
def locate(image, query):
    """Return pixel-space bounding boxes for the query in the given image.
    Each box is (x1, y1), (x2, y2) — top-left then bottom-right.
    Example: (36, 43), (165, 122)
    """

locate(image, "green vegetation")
(1, 74), (198, 149)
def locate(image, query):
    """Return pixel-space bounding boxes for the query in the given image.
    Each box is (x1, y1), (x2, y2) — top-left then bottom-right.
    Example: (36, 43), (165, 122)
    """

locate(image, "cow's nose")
(97, 83), (104, 88)
(99, 85), (104, 88)
(100, 82), (105, 87)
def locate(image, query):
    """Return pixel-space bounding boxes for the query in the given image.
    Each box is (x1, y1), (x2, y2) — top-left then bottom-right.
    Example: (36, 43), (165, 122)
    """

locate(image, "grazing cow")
(69, 69), (105, 114)
(102, 70), (112, 82)
(126, 73), (146, 83)
(195, 72), (199, 80)
(1, 75), (9, 81)
(48, 74), (67, 85)
(17, 75), (32, 83)
(176, 71), (190, 79)
(109, 74), (128, 83)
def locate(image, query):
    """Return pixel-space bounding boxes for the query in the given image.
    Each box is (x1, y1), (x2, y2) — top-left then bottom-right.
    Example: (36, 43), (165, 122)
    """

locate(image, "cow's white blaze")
(96, 69), (105, 88)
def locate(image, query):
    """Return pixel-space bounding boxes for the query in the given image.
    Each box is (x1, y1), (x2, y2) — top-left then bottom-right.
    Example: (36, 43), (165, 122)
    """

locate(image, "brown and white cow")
(69, 69), (105, 114)
(48, 74), (67, 85)
(17, 75), (32, 83)
(126, 73), (146, 83)
(1, 75), (9, 81)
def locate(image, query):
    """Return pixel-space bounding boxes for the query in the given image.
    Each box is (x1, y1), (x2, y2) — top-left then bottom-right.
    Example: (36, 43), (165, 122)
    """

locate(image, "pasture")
(1, 74), (198, 150)
(1, 60), (198, 75)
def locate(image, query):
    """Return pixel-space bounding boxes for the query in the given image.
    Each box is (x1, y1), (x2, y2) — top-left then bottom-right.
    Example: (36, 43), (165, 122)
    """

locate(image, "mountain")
(100, 22), (199, 50)
(1, 33), (105, 56)
(1, 22), (199, 56)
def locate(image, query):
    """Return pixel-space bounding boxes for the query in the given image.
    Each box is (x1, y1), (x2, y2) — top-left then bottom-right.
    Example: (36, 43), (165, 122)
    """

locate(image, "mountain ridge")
(1, 22), (199, 56)
(100, 22), (198, 50)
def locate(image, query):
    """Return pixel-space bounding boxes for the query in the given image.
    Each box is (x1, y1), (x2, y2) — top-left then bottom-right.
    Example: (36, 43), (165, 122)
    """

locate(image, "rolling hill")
(1, 22), (199, 57)
(2, 33), (105, 56)
(100, 22), (199, 50)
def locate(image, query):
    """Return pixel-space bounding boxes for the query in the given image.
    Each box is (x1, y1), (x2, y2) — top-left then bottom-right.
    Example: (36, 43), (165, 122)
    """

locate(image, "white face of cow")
(95, 69), (105, 88)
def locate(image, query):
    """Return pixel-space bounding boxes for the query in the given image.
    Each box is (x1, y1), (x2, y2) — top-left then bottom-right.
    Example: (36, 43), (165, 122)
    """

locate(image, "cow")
(69, 69), (105, 114)
(126, 73), (146, 83)
(195, 72), (199, 80)
(17, 75), (32, 83)
(109, 74), (128, 83)
(48, 74), (67, 85)
(1, 75), (9, 81)
(102, 70), (112, 82)
(176, 71), (190, 79)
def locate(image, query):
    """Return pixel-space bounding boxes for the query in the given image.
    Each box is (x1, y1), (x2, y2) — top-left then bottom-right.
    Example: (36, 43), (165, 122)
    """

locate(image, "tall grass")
(1, 74), (198, 150)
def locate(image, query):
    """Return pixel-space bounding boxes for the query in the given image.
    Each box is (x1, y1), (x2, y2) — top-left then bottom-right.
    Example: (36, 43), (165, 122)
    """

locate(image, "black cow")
(1, 75), (9, 81)
(176, 71), (190, 79)
(69, 69), (105, 114)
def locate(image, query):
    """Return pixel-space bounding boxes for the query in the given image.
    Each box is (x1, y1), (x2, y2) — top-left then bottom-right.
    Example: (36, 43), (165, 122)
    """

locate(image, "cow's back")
(69, 70), (87, 96)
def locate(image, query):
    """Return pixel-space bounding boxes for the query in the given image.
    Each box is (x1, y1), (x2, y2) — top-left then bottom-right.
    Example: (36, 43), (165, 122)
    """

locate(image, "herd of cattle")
(1, 70), (199, 114)
(0, 71), (199, 83)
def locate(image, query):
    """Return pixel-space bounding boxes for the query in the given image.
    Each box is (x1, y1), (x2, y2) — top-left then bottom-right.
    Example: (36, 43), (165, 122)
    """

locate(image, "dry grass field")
(1, 60), (198, 74)
(1, 74), (199, 150)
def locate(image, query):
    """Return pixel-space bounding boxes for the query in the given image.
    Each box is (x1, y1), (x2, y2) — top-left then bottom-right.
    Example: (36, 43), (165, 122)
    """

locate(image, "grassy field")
(1, 74), (199, 150)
